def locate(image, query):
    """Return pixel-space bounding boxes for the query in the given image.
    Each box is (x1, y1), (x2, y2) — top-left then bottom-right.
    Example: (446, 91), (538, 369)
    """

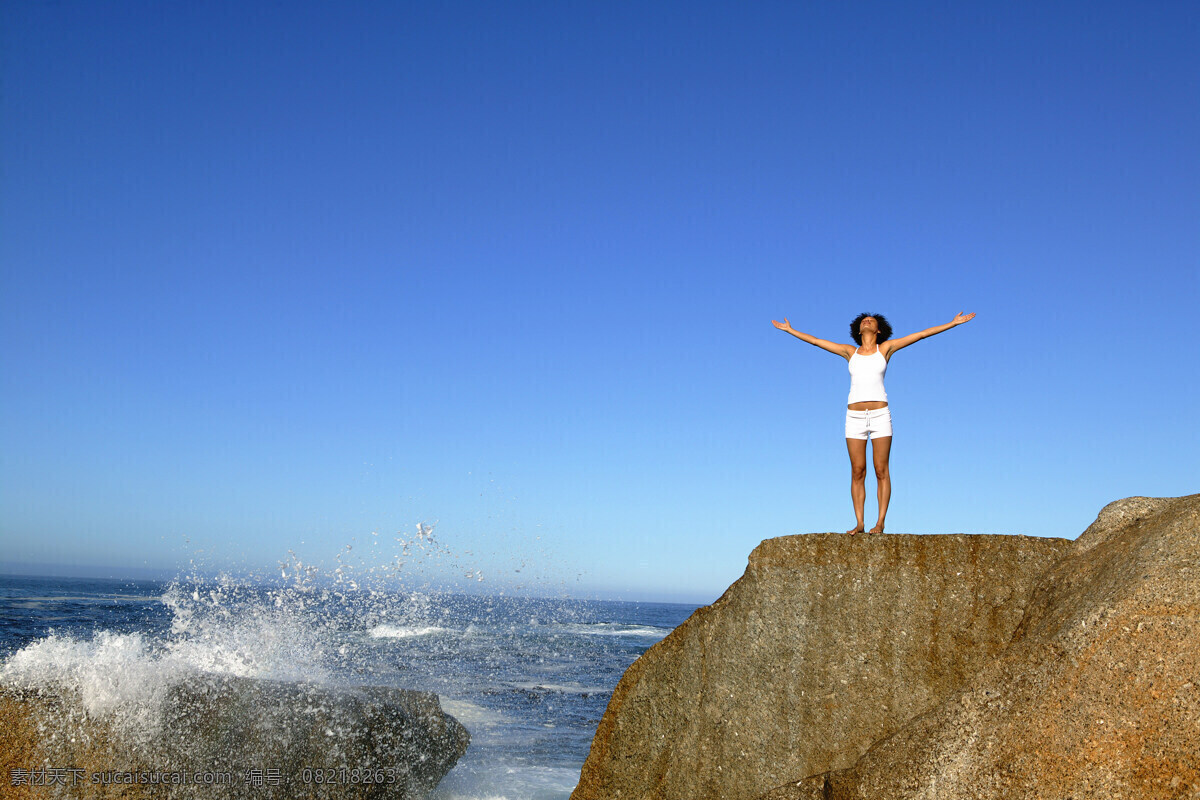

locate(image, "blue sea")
(0, 573), (698, 799)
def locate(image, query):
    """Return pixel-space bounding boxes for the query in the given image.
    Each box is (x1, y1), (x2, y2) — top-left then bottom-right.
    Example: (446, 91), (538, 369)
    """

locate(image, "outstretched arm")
(886, 311), (975, 355)
(772, 318), (854, 359)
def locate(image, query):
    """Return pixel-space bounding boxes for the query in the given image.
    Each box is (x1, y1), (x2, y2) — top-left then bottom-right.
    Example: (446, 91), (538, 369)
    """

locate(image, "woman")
(771, 311), (975, 534)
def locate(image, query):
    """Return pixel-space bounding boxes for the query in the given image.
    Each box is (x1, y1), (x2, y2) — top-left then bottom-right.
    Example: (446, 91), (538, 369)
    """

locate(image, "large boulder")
(0, 675), (469, 799)
(766, 494), (1200, 800)
(571, 531), (1073, 800)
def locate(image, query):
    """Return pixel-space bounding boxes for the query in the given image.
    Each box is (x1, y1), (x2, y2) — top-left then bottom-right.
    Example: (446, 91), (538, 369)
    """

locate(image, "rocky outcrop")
(0, 676), (469, 799)
(765, 494), (1200, 800)
(572, 531), (1074, 800)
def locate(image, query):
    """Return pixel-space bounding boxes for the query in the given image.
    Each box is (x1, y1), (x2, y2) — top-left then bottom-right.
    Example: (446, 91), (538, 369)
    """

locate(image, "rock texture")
(571, 531), (1073, 800)
(0, 676), (469, 799)
(765, 494), (1200, 800)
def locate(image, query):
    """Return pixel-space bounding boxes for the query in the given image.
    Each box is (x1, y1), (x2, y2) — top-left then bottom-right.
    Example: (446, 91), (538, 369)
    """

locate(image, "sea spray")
(0, 545), (478, 797)
(1, 630), (186, 742)
(0, 525), (693, 799)
(1, 523), (480, 741)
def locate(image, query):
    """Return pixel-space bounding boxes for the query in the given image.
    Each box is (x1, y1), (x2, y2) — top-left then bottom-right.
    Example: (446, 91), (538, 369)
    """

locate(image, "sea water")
(0, 573), (697, 800)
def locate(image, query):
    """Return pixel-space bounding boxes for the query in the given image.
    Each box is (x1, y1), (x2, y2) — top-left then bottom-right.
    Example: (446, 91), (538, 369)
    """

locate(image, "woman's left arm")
(885, 311), (975, 355)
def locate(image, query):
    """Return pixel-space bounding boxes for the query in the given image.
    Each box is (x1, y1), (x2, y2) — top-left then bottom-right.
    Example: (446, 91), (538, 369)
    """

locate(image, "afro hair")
(850, 312), (893, 346)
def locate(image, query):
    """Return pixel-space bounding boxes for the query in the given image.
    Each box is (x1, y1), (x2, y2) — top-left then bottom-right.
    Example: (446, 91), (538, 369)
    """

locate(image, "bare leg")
(869, 435), (892, 533)
(845, 438), (867, 534)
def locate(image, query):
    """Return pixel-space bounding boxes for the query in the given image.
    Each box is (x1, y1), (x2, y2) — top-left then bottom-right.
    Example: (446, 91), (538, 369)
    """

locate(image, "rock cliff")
(571, 530), (1074, 800)
(764, 494), (1200, 800)
(0, 676), (469, 799)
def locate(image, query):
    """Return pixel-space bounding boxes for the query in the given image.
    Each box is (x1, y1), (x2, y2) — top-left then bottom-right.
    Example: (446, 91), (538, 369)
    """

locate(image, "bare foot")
(845, 525), (865, 535)
(868, 522), (885, 534)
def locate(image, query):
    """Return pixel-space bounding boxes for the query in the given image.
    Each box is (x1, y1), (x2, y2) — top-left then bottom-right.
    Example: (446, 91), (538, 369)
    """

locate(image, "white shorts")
(845, 407), (892, 440)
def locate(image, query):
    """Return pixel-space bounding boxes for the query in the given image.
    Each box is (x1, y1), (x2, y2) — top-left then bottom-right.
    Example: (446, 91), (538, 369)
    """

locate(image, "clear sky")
(2, 1), (1197, 604)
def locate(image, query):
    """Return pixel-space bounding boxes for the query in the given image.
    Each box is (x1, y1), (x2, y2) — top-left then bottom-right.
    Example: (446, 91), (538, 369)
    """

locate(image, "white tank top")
(847, 348), (887, 404)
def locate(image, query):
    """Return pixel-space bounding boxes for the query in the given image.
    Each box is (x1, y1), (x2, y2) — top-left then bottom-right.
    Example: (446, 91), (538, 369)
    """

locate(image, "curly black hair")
(850, 312), (893, 346)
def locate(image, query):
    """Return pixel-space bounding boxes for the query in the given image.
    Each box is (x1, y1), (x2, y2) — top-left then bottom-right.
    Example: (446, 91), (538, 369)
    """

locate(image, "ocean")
(0, 573), (699, 799)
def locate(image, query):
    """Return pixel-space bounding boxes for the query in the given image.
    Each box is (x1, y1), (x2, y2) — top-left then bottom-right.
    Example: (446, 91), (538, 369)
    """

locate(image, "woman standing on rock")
(772, 311), (975, 534)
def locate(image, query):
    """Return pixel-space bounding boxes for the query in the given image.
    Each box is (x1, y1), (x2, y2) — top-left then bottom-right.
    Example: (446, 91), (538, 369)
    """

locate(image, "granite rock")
(768, 494), (1200, 800)
(571, 531), (1073, 800)
(0, 676), (469, 799)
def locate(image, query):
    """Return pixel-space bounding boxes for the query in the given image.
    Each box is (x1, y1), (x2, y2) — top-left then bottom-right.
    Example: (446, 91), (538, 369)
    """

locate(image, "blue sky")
(2, 1), (1197, 604)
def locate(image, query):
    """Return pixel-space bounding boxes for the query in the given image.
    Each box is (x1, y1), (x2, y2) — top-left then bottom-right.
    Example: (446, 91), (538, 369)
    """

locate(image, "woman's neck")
(860, 333), (877, 350)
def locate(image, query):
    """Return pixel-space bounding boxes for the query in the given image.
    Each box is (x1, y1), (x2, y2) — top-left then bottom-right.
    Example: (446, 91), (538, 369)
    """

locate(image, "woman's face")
(860, 317), (878, 335)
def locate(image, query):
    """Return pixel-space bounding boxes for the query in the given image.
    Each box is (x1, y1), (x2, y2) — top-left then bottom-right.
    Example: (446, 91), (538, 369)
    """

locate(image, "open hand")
(951, 311), (975, 326)
(772, 318), (793, 332)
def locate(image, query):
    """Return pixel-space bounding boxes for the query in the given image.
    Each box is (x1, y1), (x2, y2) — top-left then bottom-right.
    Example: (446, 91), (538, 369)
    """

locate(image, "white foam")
(559, 622), (671, 639)
(508, 681), (609, 695)
(431, 763), (579, 800)
(439, 698), (505, 727)
(369, 624), (452, 639)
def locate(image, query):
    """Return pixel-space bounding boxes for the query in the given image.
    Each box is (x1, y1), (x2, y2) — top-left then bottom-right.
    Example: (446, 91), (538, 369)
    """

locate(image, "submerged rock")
(571, 529), (1072, 800)
(0, 676), (469, 799)
(769, 494), (1200, 800)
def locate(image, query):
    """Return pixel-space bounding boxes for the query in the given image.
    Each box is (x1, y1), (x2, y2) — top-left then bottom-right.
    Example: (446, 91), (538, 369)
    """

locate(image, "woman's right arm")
(772, 318), (854, 359)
